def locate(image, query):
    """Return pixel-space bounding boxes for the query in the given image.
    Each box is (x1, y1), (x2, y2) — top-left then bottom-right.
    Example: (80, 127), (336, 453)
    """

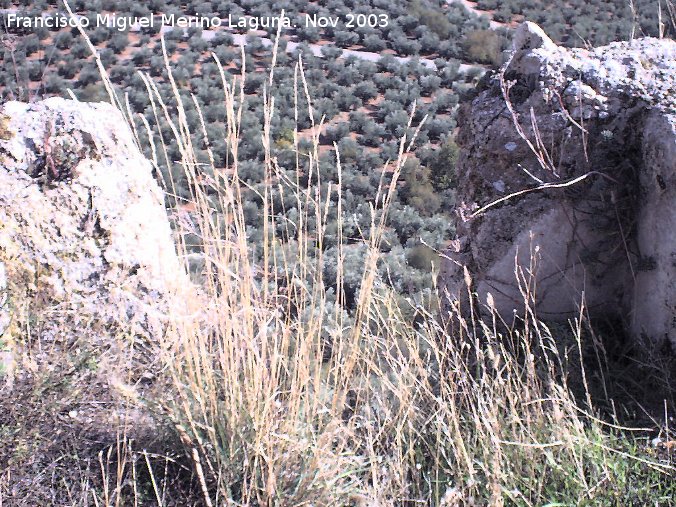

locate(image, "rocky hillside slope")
(444, 22), (675, 349)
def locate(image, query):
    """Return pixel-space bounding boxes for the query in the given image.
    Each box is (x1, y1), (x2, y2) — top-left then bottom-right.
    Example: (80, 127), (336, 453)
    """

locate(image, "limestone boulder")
(444, 23), (675, 349)
(0, 98), (183, 379)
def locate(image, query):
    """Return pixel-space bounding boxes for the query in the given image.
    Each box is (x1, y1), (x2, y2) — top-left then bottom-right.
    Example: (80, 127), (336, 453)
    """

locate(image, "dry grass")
(1, 11), (675, 505)
(133, 40), (674, 505)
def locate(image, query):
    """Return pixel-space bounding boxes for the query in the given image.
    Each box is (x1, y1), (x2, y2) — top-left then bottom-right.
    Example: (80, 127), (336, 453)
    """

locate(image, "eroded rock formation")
(0, 97), (182, 380)
(444, 23), (675, 349)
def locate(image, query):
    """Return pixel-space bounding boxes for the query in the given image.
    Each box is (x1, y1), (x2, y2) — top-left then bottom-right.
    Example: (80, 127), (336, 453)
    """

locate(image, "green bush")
(429, 137), (460, 191)
(463, 29), (504, 66)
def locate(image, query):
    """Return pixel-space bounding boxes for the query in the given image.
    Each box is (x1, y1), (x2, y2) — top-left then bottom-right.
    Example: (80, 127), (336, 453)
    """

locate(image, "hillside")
(2, 1), (672, 305)
(1, 0), (500, 306)
(1, 1), (675, 505)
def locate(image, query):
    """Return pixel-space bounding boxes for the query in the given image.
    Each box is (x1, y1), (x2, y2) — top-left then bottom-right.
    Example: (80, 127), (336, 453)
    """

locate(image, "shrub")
(58, 56), (78, 80)
(429, 137), (460, 191)
(463, 29), (504, 66)
(363, 34), (387, 52)
(353, 80), (378, 101)
(54, 32), (73, 50)
(131, 47), (151, 66)
(77, 64), (100, 87)
(411, 0), (452, 38)
(400, 159), (441, 215)
(43, 73), (65, 94)
(334, 30), (360, 48)
(27, 61), (43, 82)
(88, 27), (109, 45)
(107, 32), (129, 54)
(22, 35), (40, 56)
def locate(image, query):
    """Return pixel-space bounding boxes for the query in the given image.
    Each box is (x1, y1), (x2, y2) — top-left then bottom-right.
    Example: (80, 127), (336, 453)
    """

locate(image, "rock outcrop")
(444, 23), (675, 349)
(0, 98), (182, 380)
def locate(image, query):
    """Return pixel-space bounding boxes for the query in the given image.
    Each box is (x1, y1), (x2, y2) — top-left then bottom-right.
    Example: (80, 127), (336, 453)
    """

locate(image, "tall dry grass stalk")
(143, 54), (673, 505)
(62, 12), (674, 503)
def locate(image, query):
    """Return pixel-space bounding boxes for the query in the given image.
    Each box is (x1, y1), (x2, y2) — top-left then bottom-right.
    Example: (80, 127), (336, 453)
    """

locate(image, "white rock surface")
(0, 98), (182, 378)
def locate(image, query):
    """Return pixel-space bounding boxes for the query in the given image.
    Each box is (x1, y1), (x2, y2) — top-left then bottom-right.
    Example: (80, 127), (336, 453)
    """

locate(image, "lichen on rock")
(444, 23), (675, 350)
(0, 113), (14, 141)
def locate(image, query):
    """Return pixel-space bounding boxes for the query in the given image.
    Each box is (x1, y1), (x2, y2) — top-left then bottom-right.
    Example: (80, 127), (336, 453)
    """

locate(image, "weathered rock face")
(0, 98), (181, 379)
(444, 23), (675, 349)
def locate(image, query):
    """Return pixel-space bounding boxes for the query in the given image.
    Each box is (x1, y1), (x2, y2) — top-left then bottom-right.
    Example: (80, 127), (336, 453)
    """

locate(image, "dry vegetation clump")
(1, 30), (675, 507)
(136, 48), (675, 505)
